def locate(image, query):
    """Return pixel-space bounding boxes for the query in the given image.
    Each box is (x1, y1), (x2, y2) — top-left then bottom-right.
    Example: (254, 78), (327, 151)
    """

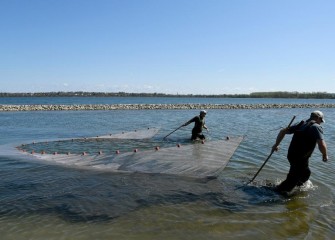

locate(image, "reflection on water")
(0, 108), (335, 239)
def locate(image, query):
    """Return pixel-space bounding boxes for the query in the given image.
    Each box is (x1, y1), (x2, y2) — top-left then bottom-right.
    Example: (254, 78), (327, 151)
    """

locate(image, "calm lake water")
(0, 97), (334, 239)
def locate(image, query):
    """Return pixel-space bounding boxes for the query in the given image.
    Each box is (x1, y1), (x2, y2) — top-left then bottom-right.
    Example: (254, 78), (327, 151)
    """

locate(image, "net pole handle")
(248, 115), (296, 184)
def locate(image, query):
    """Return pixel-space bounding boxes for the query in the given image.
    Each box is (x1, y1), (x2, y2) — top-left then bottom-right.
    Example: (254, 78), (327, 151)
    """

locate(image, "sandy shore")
(1, 103), (335, 111)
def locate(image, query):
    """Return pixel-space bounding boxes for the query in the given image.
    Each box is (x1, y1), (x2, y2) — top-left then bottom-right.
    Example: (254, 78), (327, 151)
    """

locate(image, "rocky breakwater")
(1, 103), (335, 111)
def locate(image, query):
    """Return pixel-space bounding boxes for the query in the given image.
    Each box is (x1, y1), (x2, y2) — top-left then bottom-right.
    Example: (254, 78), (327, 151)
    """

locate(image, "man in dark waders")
(272, 110), (328, 193)
(183, 110), (208, 140)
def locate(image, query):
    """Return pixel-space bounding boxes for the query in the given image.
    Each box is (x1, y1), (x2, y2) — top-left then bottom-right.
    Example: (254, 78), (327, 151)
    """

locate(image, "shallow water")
(0, 105), (334, 239)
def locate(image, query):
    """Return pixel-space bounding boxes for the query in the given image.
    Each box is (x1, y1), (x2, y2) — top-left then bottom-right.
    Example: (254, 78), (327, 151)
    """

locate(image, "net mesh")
(17, 128), (243, 178)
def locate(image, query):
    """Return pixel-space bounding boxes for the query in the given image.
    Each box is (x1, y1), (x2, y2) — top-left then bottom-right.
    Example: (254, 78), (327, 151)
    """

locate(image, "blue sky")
(1, 0), (334, 94)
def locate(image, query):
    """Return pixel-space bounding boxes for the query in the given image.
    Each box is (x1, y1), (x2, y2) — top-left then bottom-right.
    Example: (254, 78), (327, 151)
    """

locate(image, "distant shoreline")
(1, 91), (335, 99)
(1, 103), (335, 111)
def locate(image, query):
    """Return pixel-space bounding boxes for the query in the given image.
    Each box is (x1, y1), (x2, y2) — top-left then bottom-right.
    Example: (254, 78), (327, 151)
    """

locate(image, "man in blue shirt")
(271, 110), (328, 193)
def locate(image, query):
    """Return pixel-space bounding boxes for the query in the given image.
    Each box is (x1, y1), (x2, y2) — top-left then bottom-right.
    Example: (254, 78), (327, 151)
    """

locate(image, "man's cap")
(311, 110), (325, 123)
(200, 110), (207, 114)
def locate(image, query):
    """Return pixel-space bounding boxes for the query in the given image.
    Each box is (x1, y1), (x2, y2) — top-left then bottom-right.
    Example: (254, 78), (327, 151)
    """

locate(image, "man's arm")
(317, 139), (328, 162)
(183, 117), (195, 126)
(272, 128), (289, 152)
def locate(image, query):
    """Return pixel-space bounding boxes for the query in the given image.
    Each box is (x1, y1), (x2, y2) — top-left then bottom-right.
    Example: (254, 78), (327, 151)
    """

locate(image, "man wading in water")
(183, 110), (208, 140)
(272, 110), (328, 193)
